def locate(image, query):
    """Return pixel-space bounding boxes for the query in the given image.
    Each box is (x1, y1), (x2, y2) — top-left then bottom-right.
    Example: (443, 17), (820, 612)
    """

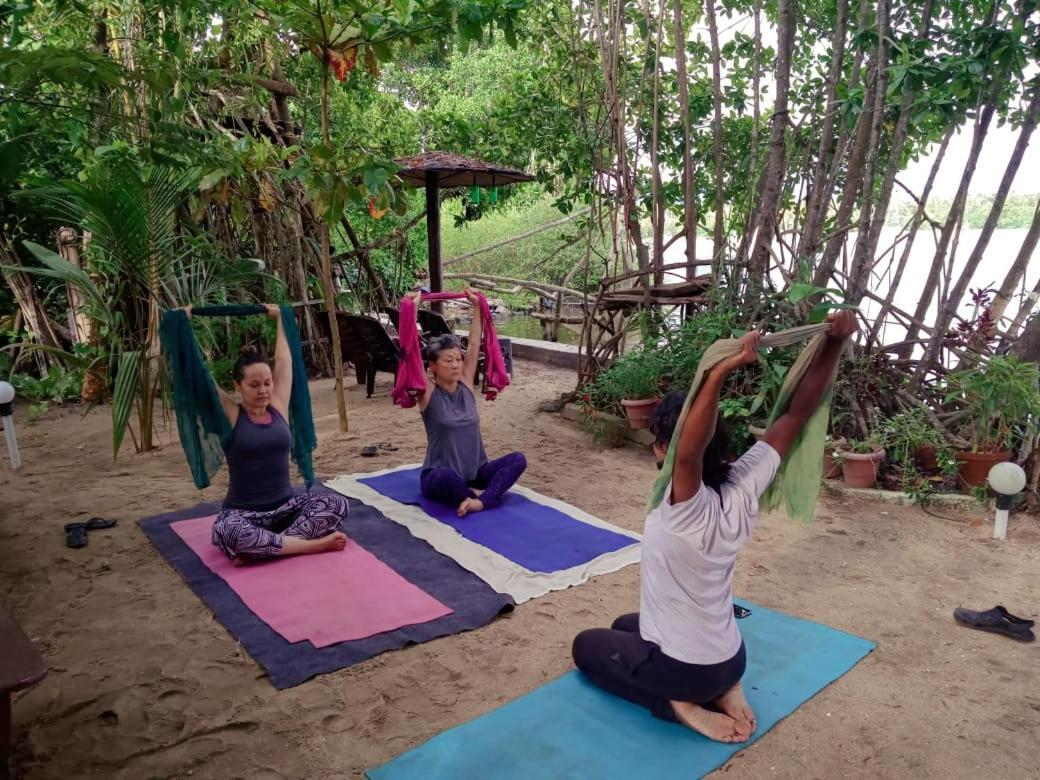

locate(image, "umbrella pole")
(425, 171), (443, 314)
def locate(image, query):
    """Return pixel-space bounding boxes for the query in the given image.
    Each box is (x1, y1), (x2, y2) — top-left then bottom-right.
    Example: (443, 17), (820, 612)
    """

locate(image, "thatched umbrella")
(395, 152), (534, 307)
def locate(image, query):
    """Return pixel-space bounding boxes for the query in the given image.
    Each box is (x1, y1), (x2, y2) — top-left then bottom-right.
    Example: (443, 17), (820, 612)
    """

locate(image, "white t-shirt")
(639, 441), (781, 665)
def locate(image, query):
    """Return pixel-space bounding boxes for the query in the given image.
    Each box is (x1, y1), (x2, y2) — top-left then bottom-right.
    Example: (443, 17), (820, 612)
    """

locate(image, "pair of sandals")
(64, 517), (118, 549)
(954, 605), (1035, 642)
(361, 441), (399, 458)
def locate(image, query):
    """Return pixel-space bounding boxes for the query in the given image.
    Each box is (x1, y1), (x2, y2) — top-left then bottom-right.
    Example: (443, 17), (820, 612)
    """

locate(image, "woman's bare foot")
(714, 682), (757, 734)
(279, 531), (348, 558)
(669, 700), (751, 743)
(457, 497), (485, 517)
(315, 531), (349, 553)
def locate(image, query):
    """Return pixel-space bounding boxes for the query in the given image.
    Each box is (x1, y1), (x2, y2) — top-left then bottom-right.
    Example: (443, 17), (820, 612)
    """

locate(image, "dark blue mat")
(359, 467), (637, 572)
(369, 602), (875, 779)
(139, 489), (513, 689)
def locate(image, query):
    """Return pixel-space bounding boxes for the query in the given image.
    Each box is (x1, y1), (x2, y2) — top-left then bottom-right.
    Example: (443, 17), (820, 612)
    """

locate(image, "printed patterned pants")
(211, 492), (349, 560)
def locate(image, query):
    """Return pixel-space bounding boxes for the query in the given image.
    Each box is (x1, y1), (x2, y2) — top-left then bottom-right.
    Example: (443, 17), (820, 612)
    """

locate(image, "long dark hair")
(649, 390), (732, 492)
(232, 349), (269, 382)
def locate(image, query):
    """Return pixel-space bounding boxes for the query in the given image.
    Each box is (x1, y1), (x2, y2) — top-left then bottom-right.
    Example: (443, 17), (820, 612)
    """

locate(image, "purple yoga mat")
(139, 489), (513, 688)
(359, 468), (638, 573)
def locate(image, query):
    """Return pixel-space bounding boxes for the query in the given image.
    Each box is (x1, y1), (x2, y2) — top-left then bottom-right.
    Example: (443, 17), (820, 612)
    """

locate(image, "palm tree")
(12, 159), (270, 455)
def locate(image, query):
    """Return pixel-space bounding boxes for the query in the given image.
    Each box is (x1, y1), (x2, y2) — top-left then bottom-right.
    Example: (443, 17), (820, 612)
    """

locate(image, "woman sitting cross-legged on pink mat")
(405, 289), (527, 518)
(188, 304), (349, 565)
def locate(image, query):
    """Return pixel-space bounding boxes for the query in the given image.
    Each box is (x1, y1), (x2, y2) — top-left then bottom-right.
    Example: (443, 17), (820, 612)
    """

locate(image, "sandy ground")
(2, 359), (1039, 779)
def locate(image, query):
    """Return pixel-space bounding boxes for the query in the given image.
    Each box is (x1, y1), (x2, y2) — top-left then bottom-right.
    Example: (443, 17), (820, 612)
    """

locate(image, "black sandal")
(85, 517), (118, 530)
(361, 446), (379, 457)
(954, 606), (1036, 642)
(64, 523), (88, 549)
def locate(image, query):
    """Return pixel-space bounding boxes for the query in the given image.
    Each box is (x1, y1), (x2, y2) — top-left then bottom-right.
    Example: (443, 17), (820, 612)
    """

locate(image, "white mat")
(327, 464), (641, 604)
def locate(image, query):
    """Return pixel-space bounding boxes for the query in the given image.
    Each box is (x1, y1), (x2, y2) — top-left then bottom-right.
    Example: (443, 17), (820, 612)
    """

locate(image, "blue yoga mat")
(359, 467), (637, 572)
(139, 488), (513, 689)
(368, 602), (875, 780)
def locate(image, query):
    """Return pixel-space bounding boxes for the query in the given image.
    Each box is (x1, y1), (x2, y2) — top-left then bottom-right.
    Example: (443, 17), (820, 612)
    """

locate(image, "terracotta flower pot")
(956, 450), (1012, 488)
(620, 397), (659, 430)
(915, 444), (938, 472)
(823, 437), (847, 480)
(839, 445), (886, 488)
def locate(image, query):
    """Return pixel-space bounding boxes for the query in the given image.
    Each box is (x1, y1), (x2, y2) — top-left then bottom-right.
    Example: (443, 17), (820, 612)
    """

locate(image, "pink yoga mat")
(171, 516), (453, 648)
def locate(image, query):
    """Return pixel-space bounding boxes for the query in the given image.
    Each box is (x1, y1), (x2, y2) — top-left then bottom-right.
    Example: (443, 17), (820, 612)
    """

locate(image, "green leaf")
(199, 169), (228, 190)
(111, 350), (140, 457)
(808, 303), (832, 323)
(787, 282), (814, 303)
(392, 0), (414, 23)
(363, 166), (389, 193)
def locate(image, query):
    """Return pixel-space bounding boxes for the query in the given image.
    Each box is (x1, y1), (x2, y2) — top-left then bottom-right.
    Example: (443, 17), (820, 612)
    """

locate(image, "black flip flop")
(954, 606), (1036, 642)
(361, 446), (379, 457)
(85, 517), (118, 530)
(377, 441), (399, 452)
(64, 523), (88, 549)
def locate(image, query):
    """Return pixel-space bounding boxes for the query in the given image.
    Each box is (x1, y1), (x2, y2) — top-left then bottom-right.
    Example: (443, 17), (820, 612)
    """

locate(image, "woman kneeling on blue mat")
(406, 290), (527, 518)
(572, 312), (858, 743)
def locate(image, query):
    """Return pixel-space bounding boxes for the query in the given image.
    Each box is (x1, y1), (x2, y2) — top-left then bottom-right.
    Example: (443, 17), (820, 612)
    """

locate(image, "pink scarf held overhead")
(391, 292), (511, 408)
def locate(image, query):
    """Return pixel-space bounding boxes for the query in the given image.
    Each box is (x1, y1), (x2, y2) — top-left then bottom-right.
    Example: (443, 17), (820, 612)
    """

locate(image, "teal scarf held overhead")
(159, 305), (317, 490)
(647, 323), (837, 523)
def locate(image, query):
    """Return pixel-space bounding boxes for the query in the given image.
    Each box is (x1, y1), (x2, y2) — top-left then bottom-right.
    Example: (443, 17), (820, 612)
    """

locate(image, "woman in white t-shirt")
(572, 312), (857, 743)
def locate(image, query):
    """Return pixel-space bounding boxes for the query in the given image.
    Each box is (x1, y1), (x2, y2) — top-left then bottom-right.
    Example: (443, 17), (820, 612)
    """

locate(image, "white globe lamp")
(988, 461), (1027, 540)
(0, 380), (20, 470)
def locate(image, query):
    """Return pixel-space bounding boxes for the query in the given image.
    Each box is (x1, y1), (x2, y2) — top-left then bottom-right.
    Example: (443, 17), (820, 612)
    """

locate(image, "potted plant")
(592, 349), (663, 429)
(822, 435), (847, 480)
(875, 407), (946, 474)
(835, 439), (886, 488)
(947, 356), (1040, 487)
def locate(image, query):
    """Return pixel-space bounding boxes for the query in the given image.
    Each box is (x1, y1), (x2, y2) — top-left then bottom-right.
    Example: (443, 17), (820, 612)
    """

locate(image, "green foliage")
(8, 155), (271, 455)
(947, 356), (1040, 452)
(587, 348), (664, 410)
(11, 363), (83, 404)
(887, 194), (1040, 229)
(874, 407), (944, 466)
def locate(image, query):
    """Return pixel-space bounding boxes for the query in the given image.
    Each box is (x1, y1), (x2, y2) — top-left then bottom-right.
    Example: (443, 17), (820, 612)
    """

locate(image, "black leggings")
(571, 612), (746, 722)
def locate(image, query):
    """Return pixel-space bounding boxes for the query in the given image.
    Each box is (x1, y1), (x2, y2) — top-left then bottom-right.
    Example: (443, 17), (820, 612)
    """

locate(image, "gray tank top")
(422, 383), (488, 482)
(223, 406), (293, 511)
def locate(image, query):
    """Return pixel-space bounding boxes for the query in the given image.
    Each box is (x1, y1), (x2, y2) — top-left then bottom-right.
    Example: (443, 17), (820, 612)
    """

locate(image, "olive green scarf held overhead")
(647, 323), (837, 522)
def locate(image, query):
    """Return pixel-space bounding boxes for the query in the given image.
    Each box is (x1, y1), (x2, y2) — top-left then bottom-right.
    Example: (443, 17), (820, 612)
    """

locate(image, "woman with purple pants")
(405, 290), (527, 518)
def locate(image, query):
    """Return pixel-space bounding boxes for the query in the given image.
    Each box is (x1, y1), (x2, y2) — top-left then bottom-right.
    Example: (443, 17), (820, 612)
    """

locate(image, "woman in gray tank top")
(405, 290), (527, 518)
(185, 304), (349, 564)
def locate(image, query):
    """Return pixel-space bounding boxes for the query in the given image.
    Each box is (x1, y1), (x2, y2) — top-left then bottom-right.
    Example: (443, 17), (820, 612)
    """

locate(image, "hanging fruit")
(369, 196), (388, 220)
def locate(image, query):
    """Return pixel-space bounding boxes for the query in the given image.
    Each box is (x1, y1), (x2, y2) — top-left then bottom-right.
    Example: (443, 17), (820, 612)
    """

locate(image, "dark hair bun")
(232, 349), (269, 381)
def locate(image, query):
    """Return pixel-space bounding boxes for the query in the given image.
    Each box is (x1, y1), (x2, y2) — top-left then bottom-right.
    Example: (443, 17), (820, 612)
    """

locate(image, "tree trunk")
(868, 126), (953, 346)
(914, 86), (1040, 387)
(848, 0), (934, 304)
(672, 0), (697, 280)
(747, 0), (794, 287)
(320, 62), (349, 432)
(798, 0), (849, 259)
(811, 63), (879, 289)
(905, 91), (999, 349)
(705, 0), (725, 270)
(990, 196), (1040, 327)
(649, 0), (666, 284)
